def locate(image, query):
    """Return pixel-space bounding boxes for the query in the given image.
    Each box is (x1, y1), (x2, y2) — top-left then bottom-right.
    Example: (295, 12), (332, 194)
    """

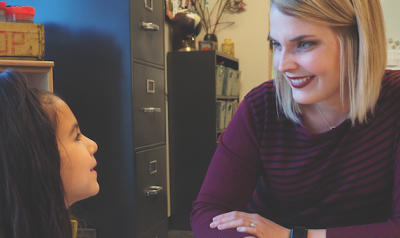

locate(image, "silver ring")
(249, 221), (256, 228)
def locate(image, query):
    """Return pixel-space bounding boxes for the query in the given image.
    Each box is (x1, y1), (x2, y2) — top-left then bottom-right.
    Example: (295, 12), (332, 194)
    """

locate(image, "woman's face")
(270, 7), (341, 106)
(56, 100), (99, 207)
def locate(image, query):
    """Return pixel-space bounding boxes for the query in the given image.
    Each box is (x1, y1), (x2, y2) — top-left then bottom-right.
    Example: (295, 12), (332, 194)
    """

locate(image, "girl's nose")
(90, 140), (98, 155)
(84, 135), (98, 155)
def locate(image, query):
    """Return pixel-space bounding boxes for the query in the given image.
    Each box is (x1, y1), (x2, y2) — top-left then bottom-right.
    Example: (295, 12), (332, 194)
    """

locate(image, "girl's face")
(56, 100), (99, 207)
(270, 7), (342, 106)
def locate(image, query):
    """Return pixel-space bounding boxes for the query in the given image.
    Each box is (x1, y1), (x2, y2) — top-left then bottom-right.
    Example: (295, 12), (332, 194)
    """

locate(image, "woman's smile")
(286, 75), (315, 89)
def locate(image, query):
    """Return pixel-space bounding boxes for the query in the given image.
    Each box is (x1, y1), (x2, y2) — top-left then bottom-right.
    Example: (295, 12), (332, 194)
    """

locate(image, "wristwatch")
(290, 227), (308, 238)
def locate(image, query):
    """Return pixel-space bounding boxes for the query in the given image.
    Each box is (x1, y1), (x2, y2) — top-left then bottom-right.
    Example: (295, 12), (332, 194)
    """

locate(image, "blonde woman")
(191, 0), (400, 237)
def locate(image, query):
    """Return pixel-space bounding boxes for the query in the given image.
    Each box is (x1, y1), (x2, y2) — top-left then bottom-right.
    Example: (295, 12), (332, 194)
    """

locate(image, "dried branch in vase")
(190, 0), (243, 35)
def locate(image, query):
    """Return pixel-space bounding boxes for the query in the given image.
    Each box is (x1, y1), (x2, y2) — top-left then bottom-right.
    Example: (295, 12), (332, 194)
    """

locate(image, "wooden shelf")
(0, 60), (54, 92)
(216, 51), (239, 63)
(216, 96), (239, 100)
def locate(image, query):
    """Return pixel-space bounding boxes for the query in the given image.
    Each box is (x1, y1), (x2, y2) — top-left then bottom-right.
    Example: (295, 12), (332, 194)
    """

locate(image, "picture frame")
(166, 0), (192, 21)
(166, 0), (177, 20)
(198, 41), (214, 51)
(77, 228), (96, 238)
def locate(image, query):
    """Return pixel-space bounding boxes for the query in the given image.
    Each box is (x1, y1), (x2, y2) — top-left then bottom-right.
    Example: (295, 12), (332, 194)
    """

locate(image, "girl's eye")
(75, 133), (82, 141)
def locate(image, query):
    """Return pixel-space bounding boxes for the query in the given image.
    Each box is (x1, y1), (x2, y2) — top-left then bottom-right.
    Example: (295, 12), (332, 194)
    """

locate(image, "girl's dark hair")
(0, 70), (72, 238)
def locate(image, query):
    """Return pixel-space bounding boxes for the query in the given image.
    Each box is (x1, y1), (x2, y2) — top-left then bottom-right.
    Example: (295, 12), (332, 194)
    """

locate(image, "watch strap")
(290, 226), (308, 238)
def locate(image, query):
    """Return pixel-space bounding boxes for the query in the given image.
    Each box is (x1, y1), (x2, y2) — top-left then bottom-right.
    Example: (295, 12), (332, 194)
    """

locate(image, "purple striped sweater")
(191, 70), (400, 237)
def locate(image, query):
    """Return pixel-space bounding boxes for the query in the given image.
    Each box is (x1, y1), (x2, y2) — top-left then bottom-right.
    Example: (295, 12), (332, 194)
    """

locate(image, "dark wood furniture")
(167, 50), (239, 230)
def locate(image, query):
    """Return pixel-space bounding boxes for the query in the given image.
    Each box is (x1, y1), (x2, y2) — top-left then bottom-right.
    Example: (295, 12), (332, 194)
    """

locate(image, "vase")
(171, 12), (202, 51)
(204, 33), (218, 50)
(221, 38), (234, 57)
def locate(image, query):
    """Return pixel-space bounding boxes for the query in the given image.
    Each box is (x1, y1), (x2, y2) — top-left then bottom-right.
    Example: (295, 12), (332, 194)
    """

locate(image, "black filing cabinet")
(131, 0), (165, 65)
(7, 0), (168, 237)
(132, 64), (166, 148)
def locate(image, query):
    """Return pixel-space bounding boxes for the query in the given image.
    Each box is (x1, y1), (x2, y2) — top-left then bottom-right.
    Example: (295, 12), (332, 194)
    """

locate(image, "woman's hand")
(210, 211), (291, 238)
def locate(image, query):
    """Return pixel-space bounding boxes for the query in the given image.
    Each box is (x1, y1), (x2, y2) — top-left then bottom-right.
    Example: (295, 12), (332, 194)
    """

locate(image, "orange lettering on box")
(11, 32), (25, 54)
(0, 31), (8, 54)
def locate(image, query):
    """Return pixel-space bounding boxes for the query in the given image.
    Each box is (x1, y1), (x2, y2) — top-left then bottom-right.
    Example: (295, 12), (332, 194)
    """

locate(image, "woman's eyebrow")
(289, 35), (316, 42)
(269, 35), (316, 42)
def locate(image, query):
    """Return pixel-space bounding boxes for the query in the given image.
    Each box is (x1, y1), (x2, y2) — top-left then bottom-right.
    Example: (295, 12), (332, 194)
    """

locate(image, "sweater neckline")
(296, 113), (351, 138)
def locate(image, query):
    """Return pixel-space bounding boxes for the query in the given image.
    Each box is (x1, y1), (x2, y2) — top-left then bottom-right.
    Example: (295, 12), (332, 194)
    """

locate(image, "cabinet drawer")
(138, 218), (168, 238)
(135, 146), (167, 236)
(130, 0), (164, 65)
(133, 63), (165, 148)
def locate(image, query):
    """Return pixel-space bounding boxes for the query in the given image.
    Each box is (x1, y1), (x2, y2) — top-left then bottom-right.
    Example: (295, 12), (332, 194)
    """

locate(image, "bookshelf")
(0, 60), (54, 91)
(167, 50), (239, 230)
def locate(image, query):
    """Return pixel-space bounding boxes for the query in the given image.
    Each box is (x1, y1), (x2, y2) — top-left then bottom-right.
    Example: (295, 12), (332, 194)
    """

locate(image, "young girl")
(0, 70), (99, 238)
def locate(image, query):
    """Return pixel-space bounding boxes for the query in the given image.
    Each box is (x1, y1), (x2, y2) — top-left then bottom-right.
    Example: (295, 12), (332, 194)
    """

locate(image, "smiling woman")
(190, 1), (400, 238)
(269, 7), (343, 133)
(271, 0), (386, 129)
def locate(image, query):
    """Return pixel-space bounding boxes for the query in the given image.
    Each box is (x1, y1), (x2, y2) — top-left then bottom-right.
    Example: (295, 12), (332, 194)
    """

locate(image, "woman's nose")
(277, 50), (297, 73)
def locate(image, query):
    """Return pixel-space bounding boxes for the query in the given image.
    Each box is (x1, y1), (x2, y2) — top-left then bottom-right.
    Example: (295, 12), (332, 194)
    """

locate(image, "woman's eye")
(272, 41), (280, 46)
(271, 40), (282, 49)
(298, 41), (314, 49)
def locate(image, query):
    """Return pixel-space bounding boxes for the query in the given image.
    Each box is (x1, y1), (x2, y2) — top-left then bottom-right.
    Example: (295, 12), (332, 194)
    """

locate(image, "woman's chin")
(292, 95), (315, 105)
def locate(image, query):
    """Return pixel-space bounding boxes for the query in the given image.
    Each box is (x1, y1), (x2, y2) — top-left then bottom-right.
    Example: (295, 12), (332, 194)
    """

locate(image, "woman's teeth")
(291, 76), (313, 84)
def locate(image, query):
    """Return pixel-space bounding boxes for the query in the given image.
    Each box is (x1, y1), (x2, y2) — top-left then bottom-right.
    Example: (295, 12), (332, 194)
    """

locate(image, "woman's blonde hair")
(270, 0), (387, 125)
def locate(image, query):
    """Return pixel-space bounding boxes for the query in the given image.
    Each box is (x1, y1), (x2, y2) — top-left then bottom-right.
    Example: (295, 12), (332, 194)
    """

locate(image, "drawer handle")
(141, 22), (159, 31)
(142, 107), (161, 113)
(145, 186), (163, 196)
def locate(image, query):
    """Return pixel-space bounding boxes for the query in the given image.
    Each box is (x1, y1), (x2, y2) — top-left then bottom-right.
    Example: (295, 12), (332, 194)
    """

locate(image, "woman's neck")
(301, 100), (350, 134)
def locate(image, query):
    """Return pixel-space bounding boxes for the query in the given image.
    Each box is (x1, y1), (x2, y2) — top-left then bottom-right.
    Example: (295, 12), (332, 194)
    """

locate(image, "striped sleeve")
(190, 83), (270, 237)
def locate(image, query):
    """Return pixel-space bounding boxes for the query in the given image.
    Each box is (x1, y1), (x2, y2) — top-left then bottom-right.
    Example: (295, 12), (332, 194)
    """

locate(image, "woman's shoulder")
(243, 80), (276, 105)
(377, 70), (400, 110)
(382, 70), (400, 89)
(238, 80), (278, 124)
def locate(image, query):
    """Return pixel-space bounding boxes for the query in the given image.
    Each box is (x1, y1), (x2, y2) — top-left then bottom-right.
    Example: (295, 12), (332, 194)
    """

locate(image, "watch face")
(291, 227), (308, 238)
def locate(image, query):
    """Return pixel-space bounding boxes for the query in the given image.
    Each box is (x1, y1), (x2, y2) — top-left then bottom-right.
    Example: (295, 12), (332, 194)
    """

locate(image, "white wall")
(381, 0), (400, 51)
(198, 0), (271, 100)
(380, 0), (400, 70)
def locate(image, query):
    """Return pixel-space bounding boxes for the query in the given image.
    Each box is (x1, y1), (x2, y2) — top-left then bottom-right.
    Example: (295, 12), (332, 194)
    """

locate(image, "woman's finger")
(213, 211), (254, 222)
(237, 224), (265, 237)
(211, 211), (260, 229)
(215, 218), (254, 230)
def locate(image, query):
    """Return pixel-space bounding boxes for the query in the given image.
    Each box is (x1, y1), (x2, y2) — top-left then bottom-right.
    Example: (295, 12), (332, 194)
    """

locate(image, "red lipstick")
(286, 75), (315, 89)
